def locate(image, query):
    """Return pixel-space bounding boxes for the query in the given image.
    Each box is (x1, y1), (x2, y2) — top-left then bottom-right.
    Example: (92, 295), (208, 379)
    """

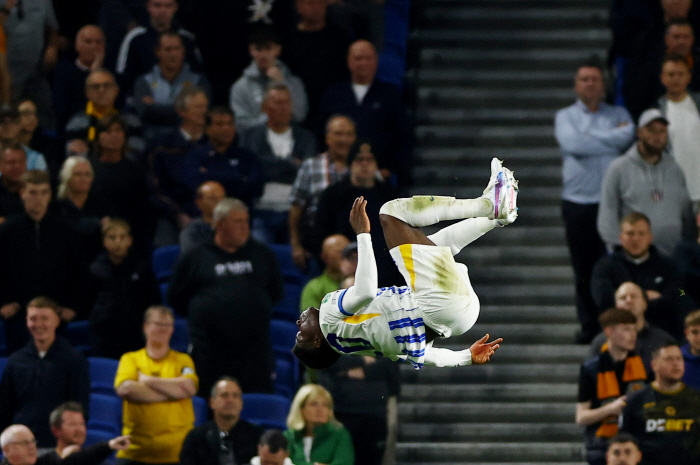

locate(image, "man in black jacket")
(180, 377), (262, 465)
(0, 298), (90, 448)
(591, 212), (687, 338)
(168, 198), (283, 396)
(1, 424), (130, 465)
(0, 170), (85, 353)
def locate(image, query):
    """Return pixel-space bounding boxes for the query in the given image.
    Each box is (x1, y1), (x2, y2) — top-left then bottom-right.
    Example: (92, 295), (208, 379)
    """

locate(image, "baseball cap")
(638, 108), (669, 128)
(342, 242), (358, 258)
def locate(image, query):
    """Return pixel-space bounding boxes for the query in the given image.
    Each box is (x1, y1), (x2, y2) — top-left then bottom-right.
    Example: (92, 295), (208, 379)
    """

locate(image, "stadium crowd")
(0, 0), (405, 464)
(561, 1), (700, 464)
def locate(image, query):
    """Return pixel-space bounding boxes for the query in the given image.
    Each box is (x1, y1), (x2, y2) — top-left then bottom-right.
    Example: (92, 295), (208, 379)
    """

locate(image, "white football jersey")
(319, 286), (427, 369)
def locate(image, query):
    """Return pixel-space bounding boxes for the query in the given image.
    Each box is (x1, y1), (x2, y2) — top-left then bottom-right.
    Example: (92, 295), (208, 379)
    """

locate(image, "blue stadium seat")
(88, 394), (122, 436)
(274, 357), (299, 399)
(270, 320), (298, 353)
(0, 357), (7, 378)
(272, 283), (303, 323)
(152, 245), (180, 282)
(89, 357), (119, 396)
(268, 244), (308, 286)
(160, 282), (169, 304)
(171, 319), (189, 353)
(241, 393), (291, 430)
(0, 320), (6, 356)
(66, 320), (91, 356)
(192, 396), (208, 426)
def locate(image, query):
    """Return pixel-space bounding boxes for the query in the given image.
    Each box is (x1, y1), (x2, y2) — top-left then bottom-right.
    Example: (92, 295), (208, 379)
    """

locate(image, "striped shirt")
(319, 286), (427, 369)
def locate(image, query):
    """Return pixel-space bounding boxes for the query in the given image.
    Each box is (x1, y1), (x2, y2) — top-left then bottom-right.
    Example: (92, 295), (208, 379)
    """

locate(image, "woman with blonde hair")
(284, 384), (354, 465)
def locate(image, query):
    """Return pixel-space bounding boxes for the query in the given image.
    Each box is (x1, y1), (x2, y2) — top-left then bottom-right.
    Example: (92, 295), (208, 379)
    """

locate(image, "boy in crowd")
(682, 309), (700, 390)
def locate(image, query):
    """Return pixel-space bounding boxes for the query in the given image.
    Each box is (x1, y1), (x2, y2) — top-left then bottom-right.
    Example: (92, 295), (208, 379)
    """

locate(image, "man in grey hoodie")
(598, 108), (694, 256)
(229, 27), (308, 132)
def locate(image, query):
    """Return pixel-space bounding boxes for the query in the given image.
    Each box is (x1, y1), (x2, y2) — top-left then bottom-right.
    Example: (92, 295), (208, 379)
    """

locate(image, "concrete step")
(398, 401), (577, 422)
(416, 107), (558, 125)
(446, 322), (578, 345)
(413, 163), (560, 185)
(419, 48), (606, 71)
(409, 187), (562, 207)
(413, 29), (611, 48)
(420, 225), (566, 248)
(416, 125), (556, 148)
(399, 422), (582, 442)
(477, 305), (577, 324)
(414, 147), (562, 164)
(423, 0), (608, 7)
(467, 266), (573, 285)
(398, 463), (586, 465)
(423, 7), (607, 29)
(437, 344), (587, 363)
(400, 383), (578, 402)
(418, 87), (573, 108)
(456, 244), (570, 266)
(396, 442), (584, 462)
(400, 363), (580, 384)
(471, 284), (575, 305)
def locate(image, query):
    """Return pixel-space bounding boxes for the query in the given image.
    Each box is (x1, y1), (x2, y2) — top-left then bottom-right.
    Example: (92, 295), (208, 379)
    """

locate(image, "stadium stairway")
(397, 0), (611, 464)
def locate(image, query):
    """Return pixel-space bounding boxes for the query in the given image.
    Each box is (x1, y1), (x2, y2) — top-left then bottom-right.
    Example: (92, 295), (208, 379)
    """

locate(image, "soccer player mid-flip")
(293, 158), (518, 370)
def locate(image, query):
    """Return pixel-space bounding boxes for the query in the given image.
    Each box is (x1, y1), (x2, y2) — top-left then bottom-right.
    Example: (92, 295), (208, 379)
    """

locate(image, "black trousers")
(561, 200), (607, 339)
(335, 412), (387, 465)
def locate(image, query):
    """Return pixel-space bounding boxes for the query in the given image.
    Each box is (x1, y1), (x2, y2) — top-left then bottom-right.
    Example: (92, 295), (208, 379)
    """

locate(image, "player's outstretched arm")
(423, 334), (502, 367)
(340, 197), (378, 313)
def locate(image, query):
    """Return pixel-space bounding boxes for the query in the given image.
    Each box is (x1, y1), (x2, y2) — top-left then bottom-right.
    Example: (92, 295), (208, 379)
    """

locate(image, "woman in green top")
(283, 384), (355, 465)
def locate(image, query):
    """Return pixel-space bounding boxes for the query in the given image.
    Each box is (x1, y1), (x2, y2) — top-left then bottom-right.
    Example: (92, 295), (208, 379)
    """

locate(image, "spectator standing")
(576, 309), (648, 465)
(179, 181), (226, 255)
(132, 32), (210, 140)
(314, 140), (401, 287)
(620, 343), (700, 465)
(54, 156), (103, 264)
(299, 234), (350, 311)
(0, 144), (26, 221)
(186, 107), (264, 208)
(17, 100), (59, 180)
(591, 212), (686, 338)
(1, 0), (59, 126)
(146, 86), (209, 247)
(0, 170), (85, 352)
(239, 83), (317, 244)
(65, 69), (144, 155)
(283, 384), (354, 465)
(318, 354), (399, 465)
(0, 424), (130, 465)
(281, 0), (352, 117)
(115, 305), (198, 465)
(598, 109), (694, 257)
(289, 114), (356, 268)
(230, 28), (308, 132)
(554, 62), (634, 343)
(53, 25), (106, 133)
(168, 198), (283, 396)
(682, 310), (700, 390)
(116, 0), (201, 96)
(656, 54), (700, 211)
(316, 40), (413, 187)
(0, 297), (90, 448)
(88, 219), (161, 360)
(590, 282), (676, 377)
(180, 377), (263, 465)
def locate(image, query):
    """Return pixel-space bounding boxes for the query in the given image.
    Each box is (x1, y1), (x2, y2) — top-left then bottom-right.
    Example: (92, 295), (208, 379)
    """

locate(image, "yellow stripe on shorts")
(343, 314), (381, 324)
(399, 244), (416, 291)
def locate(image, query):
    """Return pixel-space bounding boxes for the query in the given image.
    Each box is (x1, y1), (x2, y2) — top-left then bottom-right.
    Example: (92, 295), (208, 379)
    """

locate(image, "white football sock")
(379, 196), (493, 227)
(428, 217), (497, 255)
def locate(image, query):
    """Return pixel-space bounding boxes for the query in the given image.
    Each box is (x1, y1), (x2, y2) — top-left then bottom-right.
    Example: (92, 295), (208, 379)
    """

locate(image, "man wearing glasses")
(1, 424), (131, 465)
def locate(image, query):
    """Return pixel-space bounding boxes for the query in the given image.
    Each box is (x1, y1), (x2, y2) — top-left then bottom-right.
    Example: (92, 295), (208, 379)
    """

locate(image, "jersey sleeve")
(336, 233), (377, 315)
(114, 352), (139, 389)
(578, 363), (596, 403)
(177, 353), (199, 391)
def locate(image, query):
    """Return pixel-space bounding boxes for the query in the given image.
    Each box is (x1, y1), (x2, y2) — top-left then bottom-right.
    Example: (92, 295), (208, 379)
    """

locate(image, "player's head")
(293, 307), (340, 369)
(606, 433), (642, 465)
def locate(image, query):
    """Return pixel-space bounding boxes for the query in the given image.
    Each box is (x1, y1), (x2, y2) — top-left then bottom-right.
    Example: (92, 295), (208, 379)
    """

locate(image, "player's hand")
(646, 290), (662, 300)
(607, 395), (627, 416)
(469, 334), (502, 365)
(108, 435), (131, 450)
(350, 196), (370, 234)
(0, 302), (20, 319)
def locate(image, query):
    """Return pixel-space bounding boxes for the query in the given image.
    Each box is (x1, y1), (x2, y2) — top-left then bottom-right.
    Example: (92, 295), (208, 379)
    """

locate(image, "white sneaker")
(482, 158), (518, 223)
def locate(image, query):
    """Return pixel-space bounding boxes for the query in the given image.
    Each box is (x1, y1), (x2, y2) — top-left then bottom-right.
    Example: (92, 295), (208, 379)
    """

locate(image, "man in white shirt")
(657, 54), (700, 212)
(293, 158), (517, 370)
